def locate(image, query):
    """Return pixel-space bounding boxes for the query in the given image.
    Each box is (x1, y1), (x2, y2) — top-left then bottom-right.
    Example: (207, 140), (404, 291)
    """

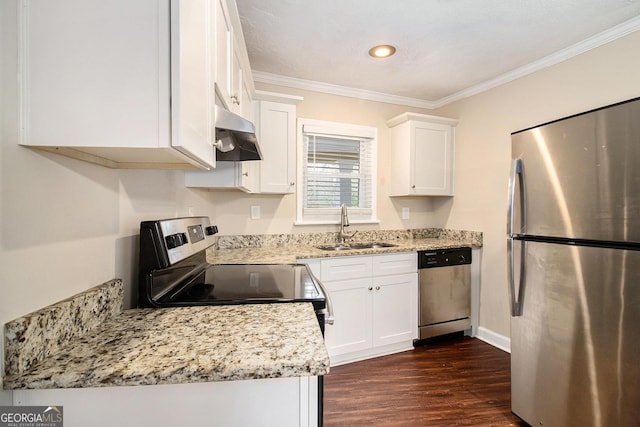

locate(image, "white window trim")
(296, 118), (379, 225)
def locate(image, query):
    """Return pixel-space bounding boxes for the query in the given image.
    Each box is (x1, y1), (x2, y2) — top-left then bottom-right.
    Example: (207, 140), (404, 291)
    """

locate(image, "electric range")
(136, 216), (331, 426)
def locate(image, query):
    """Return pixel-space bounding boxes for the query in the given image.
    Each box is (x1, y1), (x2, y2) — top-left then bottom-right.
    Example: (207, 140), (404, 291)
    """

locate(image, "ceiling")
(236, 0), (640, 108)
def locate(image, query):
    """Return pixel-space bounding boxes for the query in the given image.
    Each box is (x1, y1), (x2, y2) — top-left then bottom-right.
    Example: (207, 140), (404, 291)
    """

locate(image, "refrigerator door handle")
(507, 237), (526, 316)
(507, 158), (526, 317)
(507, 158), (526, 237)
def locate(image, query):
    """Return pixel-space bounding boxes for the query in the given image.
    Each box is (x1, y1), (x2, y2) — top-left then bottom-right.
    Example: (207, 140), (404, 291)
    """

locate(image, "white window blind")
(297, 119), (378, 224)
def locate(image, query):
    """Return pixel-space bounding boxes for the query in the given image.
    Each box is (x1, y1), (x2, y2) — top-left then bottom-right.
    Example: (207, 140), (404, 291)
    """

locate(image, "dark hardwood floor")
(324, 336), (528, 426)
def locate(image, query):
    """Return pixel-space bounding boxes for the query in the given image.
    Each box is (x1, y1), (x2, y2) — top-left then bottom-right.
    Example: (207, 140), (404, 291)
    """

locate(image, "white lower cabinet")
(13, 376), (319, 427)
(372, 273), (418, 347)
(302, 253), (418, 366)
(324, 277), (372, 355)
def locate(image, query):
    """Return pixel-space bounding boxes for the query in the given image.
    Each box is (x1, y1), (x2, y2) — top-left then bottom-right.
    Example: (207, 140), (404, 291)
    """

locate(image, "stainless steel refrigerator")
(507, 97), (640, 427)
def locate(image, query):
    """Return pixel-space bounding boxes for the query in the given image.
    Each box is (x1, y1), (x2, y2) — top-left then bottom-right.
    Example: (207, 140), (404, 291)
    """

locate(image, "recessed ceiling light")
(368, 44), (396, 58)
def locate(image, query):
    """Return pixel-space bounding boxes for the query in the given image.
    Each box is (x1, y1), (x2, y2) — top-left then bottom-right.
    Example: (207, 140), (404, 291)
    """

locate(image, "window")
(297, 118), (378, 224)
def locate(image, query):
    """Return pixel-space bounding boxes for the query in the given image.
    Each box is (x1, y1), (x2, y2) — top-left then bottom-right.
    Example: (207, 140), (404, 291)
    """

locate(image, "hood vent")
(214, 105), (262, 161)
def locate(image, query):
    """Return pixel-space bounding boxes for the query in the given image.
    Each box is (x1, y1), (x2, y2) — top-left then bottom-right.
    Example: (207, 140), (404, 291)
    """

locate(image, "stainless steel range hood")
(213, 105), (262, 161)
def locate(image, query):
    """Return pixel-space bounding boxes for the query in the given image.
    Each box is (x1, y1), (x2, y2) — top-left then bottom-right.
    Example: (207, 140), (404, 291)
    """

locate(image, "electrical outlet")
(402, 207), (410, 220)
(251, 205), (261, 220)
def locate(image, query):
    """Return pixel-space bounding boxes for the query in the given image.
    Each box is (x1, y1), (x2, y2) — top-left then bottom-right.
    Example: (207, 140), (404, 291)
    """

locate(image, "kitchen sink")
(316, 242), (397, 251)
(350, 242), (398, 249)
(316, 245), (354, 251)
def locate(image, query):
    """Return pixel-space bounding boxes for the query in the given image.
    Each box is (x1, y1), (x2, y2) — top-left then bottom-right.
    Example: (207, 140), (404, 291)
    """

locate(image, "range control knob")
(165, 232), (187, 249)
(205, 225), (219, 236)
(176, 232), (187, 245)
(165, 234), (179, 249)
(459, 255), (467, 263)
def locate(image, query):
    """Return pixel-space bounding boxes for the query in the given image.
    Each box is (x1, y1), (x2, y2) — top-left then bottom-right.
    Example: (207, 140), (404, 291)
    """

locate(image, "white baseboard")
(475, 326), (511, 353)
(329, 341), (414, 367)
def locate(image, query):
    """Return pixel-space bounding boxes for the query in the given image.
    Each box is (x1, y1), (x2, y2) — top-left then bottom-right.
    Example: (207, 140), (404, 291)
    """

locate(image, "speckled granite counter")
(4, 282), (329, 390)
(209, 228), (482, 264)
(5, 228), (479, 391)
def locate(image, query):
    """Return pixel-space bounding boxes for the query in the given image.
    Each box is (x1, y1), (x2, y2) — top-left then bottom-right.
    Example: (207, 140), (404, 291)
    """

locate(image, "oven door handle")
(314, 276), (334, 325)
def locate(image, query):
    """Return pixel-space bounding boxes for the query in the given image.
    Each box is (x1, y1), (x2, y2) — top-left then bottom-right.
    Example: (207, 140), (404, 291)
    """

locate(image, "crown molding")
(253, 15), (640, 110)
(433, 15), (640, 108)
(252, 71), (437, 109)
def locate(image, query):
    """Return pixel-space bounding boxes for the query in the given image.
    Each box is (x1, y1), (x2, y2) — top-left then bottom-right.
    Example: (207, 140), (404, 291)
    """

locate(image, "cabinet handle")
(290, 182), (295, 186)
(411, 185), (416, 189)
(230, 95), (240, 105)
(375, 286), (381, 291)
(242, 172), (249, 177)
(368, 287), (373, 291)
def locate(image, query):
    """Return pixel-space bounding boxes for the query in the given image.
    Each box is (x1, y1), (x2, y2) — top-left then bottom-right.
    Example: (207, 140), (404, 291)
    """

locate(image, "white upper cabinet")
(214, 0), (232, 109)
(186, 90), (302, 193)
(18, 0), (254, 170)
(185, 161), (257, 192)
(18, 0), (211, 169)
(387, 112), (458, 196)
(171, 0), (214, 168)
(254, 91), (302, 194)
(214, 0), (252, 117)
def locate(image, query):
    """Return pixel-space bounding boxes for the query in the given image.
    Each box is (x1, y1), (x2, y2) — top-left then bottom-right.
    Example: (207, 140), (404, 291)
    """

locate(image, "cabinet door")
(372, 273), (418, 347)
(238, 81), (258, 191)
(257, 101), (297, 194)
(214, 0), (232, 108)
(241, 78), (254, 121)
(185, 162), (255, 192)
(19, 0), (168, 150)
(171, 0), (215, 168)
(324, 278), (373, 357)
(228, 48), (243, 114)
(411, 122), (454, 195)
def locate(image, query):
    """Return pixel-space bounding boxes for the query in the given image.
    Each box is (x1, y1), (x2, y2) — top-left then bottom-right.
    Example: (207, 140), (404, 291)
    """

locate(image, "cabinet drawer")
(372, 252), (417, 276)
(321, 256), (372, 282)
(323, 277), (371, 293)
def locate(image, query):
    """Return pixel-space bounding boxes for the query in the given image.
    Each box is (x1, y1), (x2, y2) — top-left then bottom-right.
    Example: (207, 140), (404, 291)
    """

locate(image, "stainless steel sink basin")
(350, 242), (398, 249)
(316, 245), (354, 251)
(316, 242), (398, 251)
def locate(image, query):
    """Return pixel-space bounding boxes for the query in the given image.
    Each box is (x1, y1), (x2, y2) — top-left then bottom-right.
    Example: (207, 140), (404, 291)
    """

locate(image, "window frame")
(296, 118), (379, 225)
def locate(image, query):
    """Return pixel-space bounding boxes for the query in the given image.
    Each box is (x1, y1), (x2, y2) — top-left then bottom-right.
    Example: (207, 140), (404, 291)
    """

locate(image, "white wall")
(433, 30), (640, 339)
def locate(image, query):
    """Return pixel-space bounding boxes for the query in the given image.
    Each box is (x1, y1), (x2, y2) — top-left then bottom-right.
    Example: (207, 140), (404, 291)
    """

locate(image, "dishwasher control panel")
(418, 247), (472, 269)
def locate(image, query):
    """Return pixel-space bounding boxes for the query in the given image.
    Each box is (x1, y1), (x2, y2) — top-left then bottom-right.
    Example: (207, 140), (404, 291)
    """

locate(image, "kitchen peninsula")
(4, 280), (329, 426)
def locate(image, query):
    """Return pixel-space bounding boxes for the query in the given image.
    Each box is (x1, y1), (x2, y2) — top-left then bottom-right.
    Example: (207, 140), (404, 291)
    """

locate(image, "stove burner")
(138, 217), (327, 313)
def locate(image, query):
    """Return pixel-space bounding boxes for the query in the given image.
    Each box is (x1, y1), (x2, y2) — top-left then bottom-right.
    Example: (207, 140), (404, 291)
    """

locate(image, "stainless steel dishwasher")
(417, 247), (472, 340)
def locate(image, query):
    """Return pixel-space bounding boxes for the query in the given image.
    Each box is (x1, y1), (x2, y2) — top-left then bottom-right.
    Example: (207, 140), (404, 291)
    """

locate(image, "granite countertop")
(210, 237), (480, 264)
(4, 301), (329, 390)
(5, 228), (480, 391)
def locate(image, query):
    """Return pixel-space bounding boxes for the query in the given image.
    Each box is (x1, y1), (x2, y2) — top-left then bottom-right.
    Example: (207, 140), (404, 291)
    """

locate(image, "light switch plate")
(402, 207), (410, 220)
(251, 205), (261, 219)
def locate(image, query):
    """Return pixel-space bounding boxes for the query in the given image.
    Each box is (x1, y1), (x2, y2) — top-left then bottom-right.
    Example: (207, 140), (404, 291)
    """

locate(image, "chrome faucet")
(339, 204), (357, 245)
